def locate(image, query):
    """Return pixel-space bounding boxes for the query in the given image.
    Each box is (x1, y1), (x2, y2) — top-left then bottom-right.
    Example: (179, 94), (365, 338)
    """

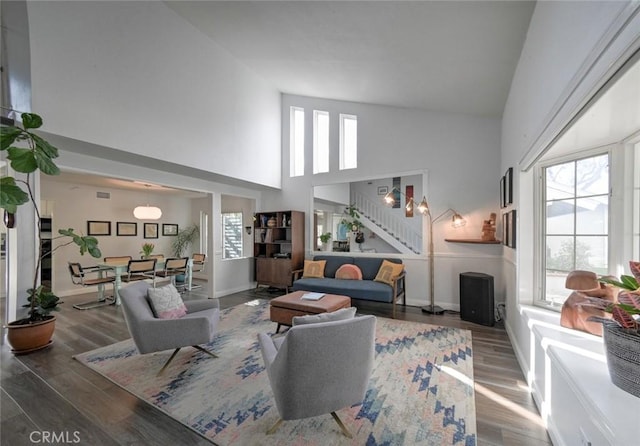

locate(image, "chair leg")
(331, 412), (353, 438)
(266, 418), (283, 435)
(192, 345), (218, 358)
(157, 348), (181, 376)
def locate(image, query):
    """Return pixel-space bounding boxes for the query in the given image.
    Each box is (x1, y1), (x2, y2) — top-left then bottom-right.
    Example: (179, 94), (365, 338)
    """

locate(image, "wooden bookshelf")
(254, 210), (304, 290)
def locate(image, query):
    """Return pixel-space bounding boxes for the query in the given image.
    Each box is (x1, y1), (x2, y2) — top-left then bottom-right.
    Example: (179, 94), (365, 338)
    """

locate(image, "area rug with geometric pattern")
(74, 300), (477, 445)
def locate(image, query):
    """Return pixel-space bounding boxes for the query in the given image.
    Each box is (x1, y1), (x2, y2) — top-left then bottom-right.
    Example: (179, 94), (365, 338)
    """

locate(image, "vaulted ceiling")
(166, 1), (536, 117)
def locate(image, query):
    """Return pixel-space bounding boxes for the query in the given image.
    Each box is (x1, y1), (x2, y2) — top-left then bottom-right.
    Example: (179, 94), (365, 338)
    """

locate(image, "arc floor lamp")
(384, 189), (465, 314)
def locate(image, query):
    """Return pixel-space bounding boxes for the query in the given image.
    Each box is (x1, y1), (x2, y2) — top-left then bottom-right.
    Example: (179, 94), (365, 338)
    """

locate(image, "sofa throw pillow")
(147, 284), (187, 319)
(302, 259), (327, 278)
(335, 264), (363, 280)
(292, 307), (357, 326)
(374, 260), (404, 286)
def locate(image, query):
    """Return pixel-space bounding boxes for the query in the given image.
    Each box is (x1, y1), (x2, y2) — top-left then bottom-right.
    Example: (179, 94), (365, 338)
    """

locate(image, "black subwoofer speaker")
(459, 272), (495, 326)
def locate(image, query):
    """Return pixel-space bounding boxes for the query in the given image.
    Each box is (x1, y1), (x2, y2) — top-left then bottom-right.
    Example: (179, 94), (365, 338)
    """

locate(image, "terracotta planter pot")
(6, 316), (56, 354)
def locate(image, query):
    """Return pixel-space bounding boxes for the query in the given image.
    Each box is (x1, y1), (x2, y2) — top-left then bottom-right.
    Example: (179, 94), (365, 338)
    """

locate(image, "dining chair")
(156, 257), (189, 287)
(104, 256), (133, 264)
(143, 254), (165, 262)
(188, 253), (206, 290)
(68, 262), (116, 310)
(121, 258), (157, 287)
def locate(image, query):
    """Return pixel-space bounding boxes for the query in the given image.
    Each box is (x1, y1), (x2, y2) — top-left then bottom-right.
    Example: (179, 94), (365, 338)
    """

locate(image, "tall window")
(313, 110), (329, 174)
(542, 153), (609, 305)
(222, 212), (243, 259)
(339, 114), (357, 170)
(290, 107), (305, 177)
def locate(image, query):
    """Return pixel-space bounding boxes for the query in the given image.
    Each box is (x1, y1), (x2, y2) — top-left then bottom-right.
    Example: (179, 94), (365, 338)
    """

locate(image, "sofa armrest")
(292, 268), (304, 281)
(391, 271), (407, 298)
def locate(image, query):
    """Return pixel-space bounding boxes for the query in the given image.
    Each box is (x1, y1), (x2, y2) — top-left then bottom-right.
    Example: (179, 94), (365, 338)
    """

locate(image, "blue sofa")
(291, 255), (406, 318)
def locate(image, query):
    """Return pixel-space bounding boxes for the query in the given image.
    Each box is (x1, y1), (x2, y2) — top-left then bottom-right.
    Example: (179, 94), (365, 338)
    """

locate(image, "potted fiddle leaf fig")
(1, 112), (102, 354)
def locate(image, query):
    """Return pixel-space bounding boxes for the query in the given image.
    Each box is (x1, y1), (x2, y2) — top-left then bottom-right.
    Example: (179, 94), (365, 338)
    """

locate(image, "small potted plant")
(583, 261), (640, 397)
(140, 242), (155, 258)
(1, 113), (102, 354)
(319, 232), (332, 251)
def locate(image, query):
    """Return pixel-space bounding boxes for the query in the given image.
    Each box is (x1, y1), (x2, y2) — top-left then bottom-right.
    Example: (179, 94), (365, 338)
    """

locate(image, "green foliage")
(591, 263), (640, 331)
(340, 205), (363, 231)
(24, 286), (61, 319)
(172, 224), (199, 257)
(319, 232), (332, 244)
(1, 113), (101, 322)
(599, 275), (639, 291)
(140, 243), (155, 257)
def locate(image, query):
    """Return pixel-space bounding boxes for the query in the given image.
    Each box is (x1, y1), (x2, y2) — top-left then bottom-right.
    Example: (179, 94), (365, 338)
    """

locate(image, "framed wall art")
(144, 223), (159, 239)
(500, 176), (506, 208)
(405, 185), (414, 217)
(507, 210), (517, 249)
(502, 212), (509, 246)
(87, 220), (111, 236)
(162, 223), (178, 236)
(505, 167), (513, 206)
(116, 221), (137, 236)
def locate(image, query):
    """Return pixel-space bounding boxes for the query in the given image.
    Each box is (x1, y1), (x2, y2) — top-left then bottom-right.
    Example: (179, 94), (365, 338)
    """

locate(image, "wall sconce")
(383, 187), (465, 314)
(245, 226), (252, 235)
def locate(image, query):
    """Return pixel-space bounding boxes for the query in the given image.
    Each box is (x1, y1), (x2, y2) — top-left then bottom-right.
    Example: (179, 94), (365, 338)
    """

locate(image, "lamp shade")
(133, 205), (162, 220)
(451, 212), (466, 228)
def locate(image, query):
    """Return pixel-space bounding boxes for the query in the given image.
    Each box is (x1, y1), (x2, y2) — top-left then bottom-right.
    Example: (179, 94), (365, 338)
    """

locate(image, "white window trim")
(313, 110), (330, 174)
(339, 113), (357, 170)
(222, 211), (243, 260)
(533, 142), (636, 310)
(290, 106), (305, 177)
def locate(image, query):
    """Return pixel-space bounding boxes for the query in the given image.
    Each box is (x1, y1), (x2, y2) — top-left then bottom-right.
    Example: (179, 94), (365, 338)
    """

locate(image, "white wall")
(268, 94), (504, 309)
(26, 1), (282, 188)
(501, 1), (640, 444)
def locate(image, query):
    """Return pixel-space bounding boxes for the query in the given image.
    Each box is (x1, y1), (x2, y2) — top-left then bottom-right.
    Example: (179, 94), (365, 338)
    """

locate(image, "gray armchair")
(119, 282), (220, 375)
(257, 314), (376, 437)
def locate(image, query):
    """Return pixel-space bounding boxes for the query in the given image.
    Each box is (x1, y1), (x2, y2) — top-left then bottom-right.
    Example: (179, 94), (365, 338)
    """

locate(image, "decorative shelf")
(445, 238), (502, 244)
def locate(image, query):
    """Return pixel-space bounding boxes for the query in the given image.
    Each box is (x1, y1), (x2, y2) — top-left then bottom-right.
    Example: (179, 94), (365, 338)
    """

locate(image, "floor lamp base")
(421, 304), (445, 315)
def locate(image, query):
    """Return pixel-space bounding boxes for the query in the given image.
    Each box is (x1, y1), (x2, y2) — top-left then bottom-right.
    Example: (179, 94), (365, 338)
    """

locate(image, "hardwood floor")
(1, 286), (551, 446)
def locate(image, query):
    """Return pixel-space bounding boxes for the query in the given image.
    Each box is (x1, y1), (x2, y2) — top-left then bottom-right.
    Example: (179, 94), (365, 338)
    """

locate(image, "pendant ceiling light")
(133, 185), (162, 220)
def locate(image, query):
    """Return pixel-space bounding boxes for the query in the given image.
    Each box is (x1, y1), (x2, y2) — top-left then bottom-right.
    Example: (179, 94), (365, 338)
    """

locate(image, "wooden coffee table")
(270, 291), (351, 333)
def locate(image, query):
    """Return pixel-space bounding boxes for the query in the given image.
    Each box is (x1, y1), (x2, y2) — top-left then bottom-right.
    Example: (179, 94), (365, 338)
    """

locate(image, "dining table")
(99, 258), (194, 305)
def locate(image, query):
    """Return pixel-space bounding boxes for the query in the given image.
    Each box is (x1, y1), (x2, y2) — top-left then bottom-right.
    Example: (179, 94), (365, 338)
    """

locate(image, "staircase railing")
(351, 192), (422, 253)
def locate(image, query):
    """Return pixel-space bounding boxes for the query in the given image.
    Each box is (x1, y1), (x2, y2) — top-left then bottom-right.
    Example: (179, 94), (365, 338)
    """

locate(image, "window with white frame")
(313, 110), (329, 174)
(541, 152), (610, 306)
(339, 114), (357, 170)
(222, 212), (243, 259)
(290, 107), (305, 177)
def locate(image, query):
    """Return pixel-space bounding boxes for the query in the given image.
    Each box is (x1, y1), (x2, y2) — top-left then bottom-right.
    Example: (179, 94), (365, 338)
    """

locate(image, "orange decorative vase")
(6, 317), (56, 354)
